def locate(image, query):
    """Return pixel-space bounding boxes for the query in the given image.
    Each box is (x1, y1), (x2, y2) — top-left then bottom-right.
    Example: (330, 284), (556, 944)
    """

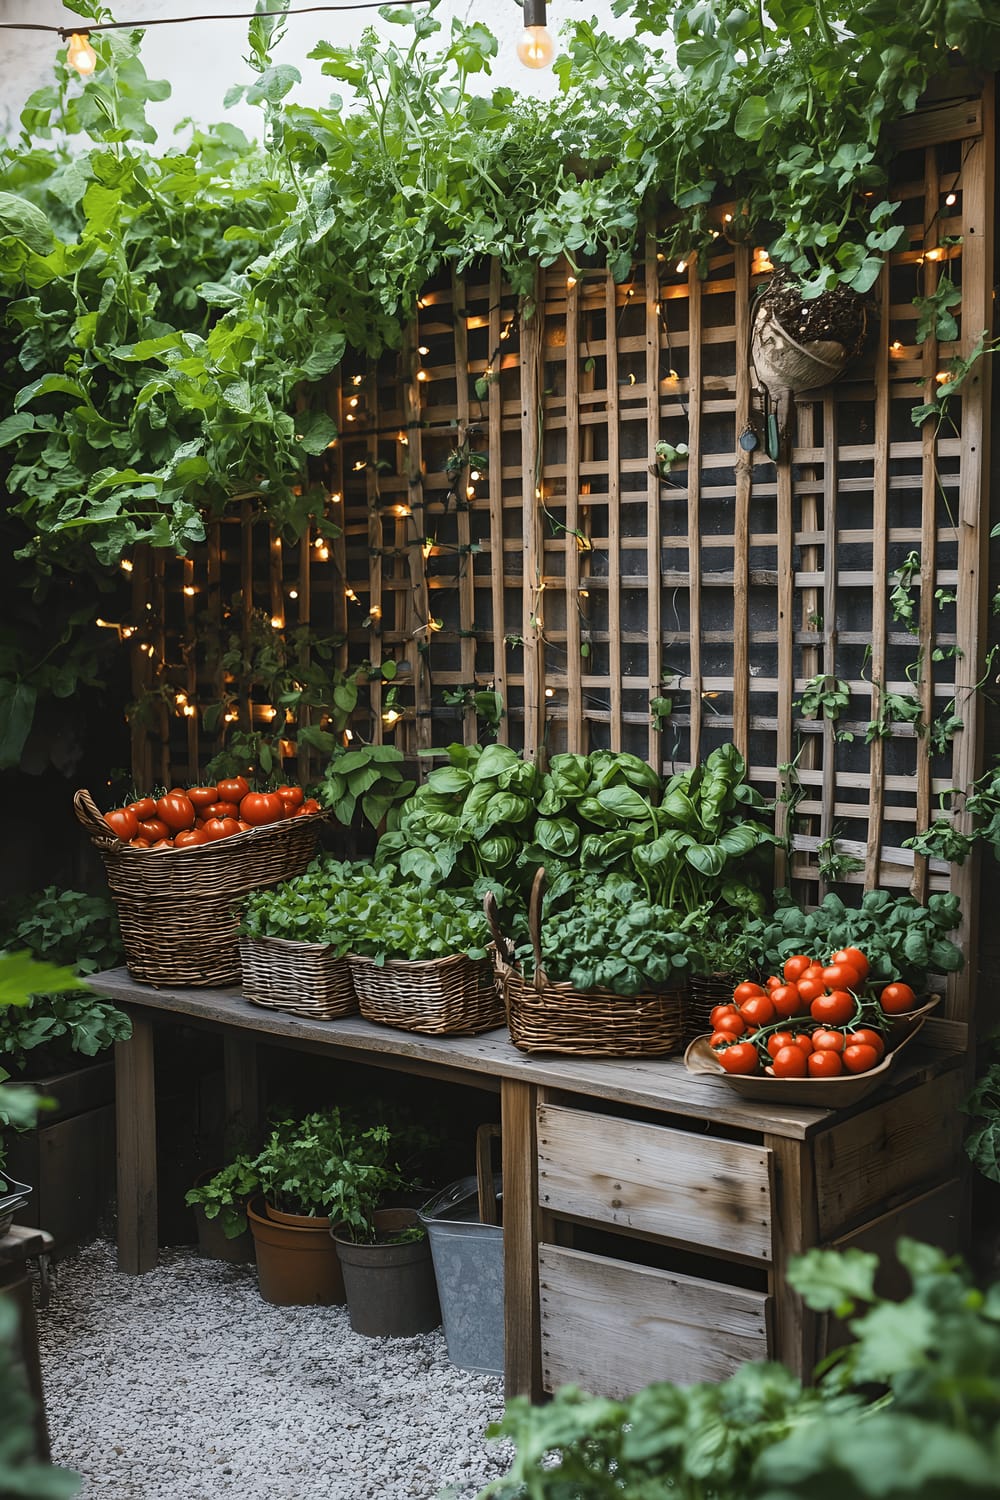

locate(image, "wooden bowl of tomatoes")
(682, 944), (940, 1106)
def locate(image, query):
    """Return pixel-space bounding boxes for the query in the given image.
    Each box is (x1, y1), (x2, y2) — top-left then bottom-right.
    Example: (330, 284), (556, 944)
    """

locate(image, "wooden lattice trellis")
(129, 73), (994, 1034)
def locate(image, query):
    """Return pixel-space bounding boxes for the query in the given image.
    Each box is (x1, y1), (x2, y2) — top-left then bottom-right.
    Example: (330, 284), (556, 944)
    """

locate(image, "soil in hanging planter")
(760, 273), (867, 355)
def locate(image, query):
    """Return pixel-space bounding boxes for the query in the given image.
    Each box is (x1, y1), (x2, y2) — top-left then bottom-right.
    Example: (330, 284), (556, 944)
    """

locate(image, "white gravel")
(36, 1240), (513, 1500)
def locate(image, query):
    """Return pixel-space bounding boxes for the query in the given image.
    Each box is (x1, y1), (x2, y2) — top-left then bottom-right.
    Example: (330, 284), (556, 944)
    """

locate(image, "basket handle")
(73, 788), (119, 848)
(483, 890), (515, 968)
(475, 1122), (500, 1227)
(529, 866), (549, 990)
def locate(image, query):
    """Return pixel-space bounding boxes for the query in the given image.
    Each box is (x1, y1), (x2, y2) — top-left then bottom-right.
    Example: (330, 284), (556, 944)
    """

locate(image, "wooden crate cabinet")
(534, 1064), (965, 1398)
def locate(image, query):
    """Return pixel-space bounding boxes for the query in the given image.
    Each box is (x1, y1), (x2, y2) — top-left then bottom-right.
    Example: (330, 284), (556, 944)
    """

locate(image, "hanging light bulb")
(66, 32), (98, 77)
(517, 0), (555, 68)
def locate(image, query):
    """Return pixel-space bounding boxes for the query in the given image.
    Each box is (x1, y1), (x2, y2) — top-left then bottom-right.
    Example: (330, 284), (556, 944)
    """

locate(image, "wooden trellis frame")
(130, 72), (993, 1035)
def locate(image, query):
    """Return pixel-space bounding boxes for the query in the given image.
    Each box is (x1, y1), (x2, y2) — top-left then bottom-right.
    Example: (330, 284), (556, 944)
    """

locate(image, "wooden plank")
(539, 1244), (770, 1395)
(520, 272), (546, 757)
(182, 556), (198, 777)
(330, 369), (349, 678)
(605, 272), (623, 751)
(487, 260), (509, 744)
(502, 1077), (542, 1398)
(537, 1104), (773, 1260)
(115, 1016), (157, 1273)
(686, 264), (703, 765)
(864, 263), (891, 888)
(645, 231), (663, 766)
(129, 546), (152, 790)
(764, 1132), (820, 1380)
(223, 1034), (260, 1159)
(451, 268), (479, 744)
(403, 320), (432, 755)
(732, 245), (752, 760)
(366, 356), (384, 742)
(885, 96), (982, 151)
(773, 404), (794, 885)
(813, 1068), (965, 1239)
(565, 269), (584, 753)
(820, 394), (839, 899)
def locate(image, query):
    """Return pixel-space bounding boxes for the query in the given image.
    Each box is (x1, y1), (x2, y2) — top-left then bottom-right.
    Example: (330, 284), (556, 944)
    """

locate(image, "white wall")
(0, 0), (629, 142)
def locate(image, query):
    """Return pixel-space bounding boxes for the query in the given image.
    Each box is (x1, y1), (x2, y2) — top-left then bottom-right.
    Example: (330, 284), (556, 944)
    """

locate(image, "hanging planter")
(750, 274), (867, 394)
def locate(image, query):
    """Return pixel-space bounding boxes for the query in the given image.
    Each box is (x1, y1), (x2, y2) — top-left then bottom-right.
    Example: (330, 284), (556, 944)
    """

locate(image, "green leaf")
(0, 190), (53, 253)
(787, 1246), (878, 1314)
(295, 410), (338, 454)
(0, 680), (37, 768)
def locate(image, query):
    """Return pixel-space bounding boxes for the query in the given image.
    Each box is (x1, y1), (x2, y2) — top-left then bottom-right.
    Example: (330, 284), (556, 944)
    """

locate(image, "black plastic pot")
(332, 1207), (441, 1337)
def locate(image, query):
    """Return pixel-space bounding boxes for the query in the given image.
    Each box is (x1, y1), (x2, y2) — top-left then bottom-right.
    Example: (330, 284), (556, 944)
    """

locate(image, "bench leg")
(501, 1077), (542, 1399)
(115, 1015), (158, 1273)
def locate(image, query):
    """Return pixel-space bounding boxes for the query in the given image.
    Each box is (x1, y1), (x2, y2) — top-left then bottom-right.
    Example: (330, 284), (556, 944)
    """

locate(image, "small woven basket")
(239, 935), (358, 1021)
(74, 788), (326, 988)
(484, 870), (687, 1058)
(686, 971), (740, 1044)
(347, 952), (503, 1036)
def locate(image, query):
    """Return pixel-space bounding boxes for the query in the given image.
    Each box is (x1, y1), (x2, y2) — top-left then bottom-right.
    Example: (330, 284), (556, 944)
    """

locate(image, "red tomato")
(156, 793), (195, 832)
(277, 785), (304, 808)
(710, 1003), (740, 1028)
(717, 1042), (759, 1075)
(808, 1049), (843, 1078)
(739, 994), (776, 1027)
(845, 1027), (886, 1058)
(709, 1031), (734, 1049)
(130, 837), (152, 850)
(174, 828), (209, 848)
(202, 817), (241, 841)
(206, 802), (240, 821)
(766, 1030), (798, 1059)
(765, 974), (783, 991)
(822, 961), (863, 991)
(811, 990), (856, 1027)
(843, 1042), (880, 1074)
(832, 947), (870, 980)
(782, 954), (812, 983)
(150, 839), (173, 850)
(237, 820), (252, 831)
(772, 1045), (808, 1078)
(187, 786), (218, 810)
(715, 1013), (746, 1039)
(127, 797), (157, 822)
(733, 981), (766, 1004)
(138, 818), (169, 842)
(879, 982), (917, 1015)
(796, 976), (826, 1004)
(239, 791), (284, 827)
(105, 808), (139, 841)
(811, 1028), (847, 1052)
(770, 983), (805, 1019)
(300, 798), (321, 815)
(217, 776), (250, 803)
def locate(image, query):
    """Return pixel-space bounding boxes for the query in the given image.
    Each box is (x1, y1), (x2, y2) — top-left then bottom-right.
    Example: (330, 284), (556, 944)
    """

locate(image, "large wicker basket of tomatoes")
(74, 779), (327, 988)
(683, 945), (939, 1105)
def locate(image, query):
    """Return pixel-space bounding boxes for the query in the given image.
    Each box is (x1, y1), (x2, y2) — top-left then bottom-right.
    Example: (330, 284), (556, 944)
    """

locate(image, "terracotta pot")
(246, 1196), (346, 1306)
(332, 1207), (441, 1337)
(189, 1171), (255, 1265)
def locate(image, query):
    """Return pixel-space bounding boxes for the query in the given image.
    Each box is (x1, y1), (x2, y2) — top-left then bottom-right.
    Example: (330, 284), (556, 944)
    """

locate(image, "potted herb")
(183, 1155), (258, 1264)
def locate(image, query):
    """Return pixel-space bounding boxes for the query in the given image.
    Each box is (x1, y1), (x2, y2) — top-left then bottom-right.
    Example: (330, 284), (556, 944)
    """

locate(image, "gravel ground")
(36, 1240), (513, 1500)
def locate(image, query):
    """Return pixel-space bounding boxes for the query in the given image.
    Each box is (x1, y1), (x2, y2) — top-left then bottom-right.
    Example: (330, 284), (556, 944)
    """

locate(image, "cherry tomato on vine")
(714, 1013), (747, 1038)
(770, 983), (805, 1019)
(156, 793), (195, 832)
(217, 777), (250, 803)
(796, 975), (826, 1004)
(766, 1030), (800, 1059)
(782, 954), (813, 983)
(843, 1042), (880, 1074)
(822, 961), (863, 991)
(717, 1042), (759, 1075)
(845, 1027), (886, 1058)
(739, 994), (776, 1027)
(879, 982), (917, 1015)
(709, 1031), (735, 1049)
(240, 791), (285, 827)
(104, 808), (139, 841)
(811, 1028), (847, 1053)
(733, 981), (766, 1005)
(771, 1045), (808, 1078)
(831, 947), (870, 980)
(710, 1003), (740, 1029)
(765, 974), (783, 991)
(810, 990), (856, 1027)
(808, 1049), (844, 1078)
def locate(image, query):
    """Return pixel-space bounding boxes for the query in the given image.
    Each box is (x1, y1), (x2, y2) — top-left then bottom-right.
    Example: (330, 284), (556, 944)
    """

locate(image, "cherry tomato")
(138, 818), (169, 842)
(127, 797), (157, 822)
(771, 1045), (808, 1078)
(104, 808), (139, 841)
(789, 1033), (814, 1056)
(174, 828), (209, 848)
(717, 1042), (759, 1075)
(206, 802), (240, 821)
(845, 1027), (886, 1058)
(811, 990), (856, 1027)
(156, 793), (195, 832)
(811, 1028), (847, 1052)
(842, 1042), (880, 1074)
(808, 1049), (844, 1078)
(217, 777), (250, 803)
(202, 817), (241, 841)
(187, 786), (218, 810)
(739, 994), (776, 1027)
(832, 947), (870, 980)
(710, 1003), (740, 1028)
(766, 1030), (799, 1059)
(709, 1031), (735, 1049)
(277, 785), (304, 808)
(822, 961), (863, 991)
(765, 975), (783, 991)
(733, 981), (766, 1004)
(801, 963), (825, 984)
(715, 1013), (747, 1038)
(239, 791), (285, 827)
(300, 798), (321, 815)
(879, 982), (917, 1015)
(130, 837), (152, 850)
(770, 983), (805, 1019)
(796, 976), (826, 1004)
(782, 954), (813, 983)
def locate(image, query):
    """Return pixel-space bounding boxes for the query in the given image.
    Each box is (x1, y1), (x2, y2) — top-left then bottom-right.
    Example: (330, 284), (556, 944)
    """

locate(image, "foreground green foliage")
(478, 1238), (1000, 1500)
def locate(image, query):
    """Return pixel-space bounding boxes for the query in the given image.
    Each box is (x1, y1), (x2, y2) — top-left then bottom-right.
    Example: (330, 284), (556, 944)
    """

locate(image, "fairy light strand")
(1, 2), (433, 41)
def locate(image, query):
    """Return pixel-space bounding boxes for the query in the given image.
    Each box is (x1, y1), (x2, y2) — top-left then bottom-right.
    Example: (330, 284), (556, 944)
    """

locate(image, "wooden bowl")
(683, 997), (939, 1107)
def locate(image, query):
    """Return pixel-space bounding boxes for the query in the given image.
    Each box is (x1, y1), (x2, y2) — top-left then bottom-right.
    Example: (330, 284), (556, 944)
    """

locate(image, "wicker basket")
(686, 971), (740, 1044)
(239, 935), (357, 1020)
(74, 788), (327, 988)
(484, 871), (687, 1058)
(347, 952), (503, 1036)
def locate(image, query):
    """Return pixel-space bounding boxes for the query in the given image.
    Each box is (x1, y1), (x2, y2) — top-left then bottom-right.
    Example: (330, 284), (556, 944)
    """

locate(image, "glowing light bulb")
(351, 374), (363, 386)
(271, 615), (283, 630)
(383, 708), (402, 726)
(935, 370), (950, 384)
(925, 247), (945, 262)
(516, 0), (555, 69)
(288, 589), (298, 601)
(329, 492), (342, 503)
(544, 687), (554, 698)
(349, 396), (359, 408)
(396, 504), (411, 517)
(466, 485), (476, 499)
(369, 604), (382, 620)
(945, 192), (957, 207)
(566, 275), (577, 288)
(890, 340), (903, 354)
(416, 369), (429, 382)
(418, 346), (430, 356)
(67, 32), (97, 77)
(183, 704), (196, 718)
(183, 585), (196, 596)
(174, 692), (188, 706)
(676, 260), (687, 274)
(120, 558), (133, 573)
(317, 545), (330, 561)
(470, 469), (481, 481)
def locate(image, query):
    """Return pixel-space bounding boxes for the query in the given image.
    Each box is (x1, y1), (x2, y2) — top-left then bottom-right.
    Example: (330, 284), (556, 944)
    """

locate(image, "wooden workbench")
(93, 968), (965, 1398)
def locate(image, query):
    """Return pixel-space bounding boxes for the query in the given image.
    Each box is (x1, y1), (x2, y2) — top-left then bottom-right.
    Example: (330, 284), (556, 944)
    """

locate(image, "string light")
(345, 587), (359, 602)
(466, 485), (476, 499)
(395, 503), (411, 517)
(120, 558), (133, 573)
(328, 491), (342, 502)
(416, 369), (429, 382)
(417, 346), (430, 356)
(316, 544), (330, 561)
(288, 588), (298, 600)
(470, 469), (481, 481)
(351, 374), (364, 386)
(368, 604), (382, 620)
(383, 707), (402, 726)
(945, 191), (957, 206)
(224, 710), (238, 723)
(566, 275), (577, 288)
(890, 340), (904, 354)
(675, 259), (687, 274)
(174, 692), (188, 706)
(517, 0), (555, 69)
(935, 370), (950, 384)
(66, 33), (97, 76)
(271, 615), (284, 629)
(925, 247), (945, 262)
(183, 585), (196, 596)
(544, 687), (555, 698)
(314, 536), (326, 549)
(183, 704), (196, 718)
